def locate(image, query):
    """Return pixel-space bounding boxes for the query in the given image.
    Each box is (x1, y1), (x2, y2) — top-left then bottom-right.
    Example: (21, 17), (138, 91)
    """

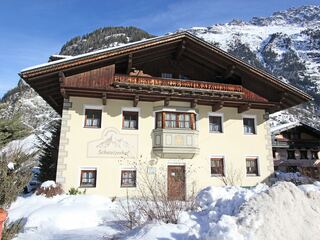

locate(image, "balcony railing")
(113, 74), (268, 102)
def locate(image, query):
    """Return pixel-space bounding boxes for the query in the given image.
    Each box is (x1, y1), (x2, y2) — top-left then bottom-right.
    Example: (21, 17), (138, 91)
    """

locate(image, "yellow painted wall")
(57, 96), (274, 197)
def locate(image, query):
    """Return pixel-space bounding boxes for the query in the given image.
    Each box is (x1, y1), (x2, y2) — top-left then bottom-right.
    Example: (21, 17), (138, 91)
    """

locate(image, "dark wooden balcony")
(113, 74), (268, 102)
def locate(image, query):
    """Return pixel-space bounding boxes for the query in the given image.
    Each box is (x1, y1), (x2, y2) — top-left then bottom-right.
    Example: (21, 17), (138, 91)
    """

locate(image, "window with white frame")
(243, 117), (256, 134)
(210, 157), (224, 176)
(121, 170), (136, 187)
(209, 115), (223, 133)
(123, 111), (139, 129)
(246, 157), (258, 176)
(84, 109), (102, 128)
(80, 169), (97, 187)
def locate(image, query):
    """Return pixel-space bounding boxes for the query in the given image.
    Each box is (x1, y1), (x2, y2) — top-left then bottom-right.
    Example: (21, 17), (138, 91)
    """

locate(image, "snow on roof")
(270, 121), (301, 134)
(20, 34), (174, 72)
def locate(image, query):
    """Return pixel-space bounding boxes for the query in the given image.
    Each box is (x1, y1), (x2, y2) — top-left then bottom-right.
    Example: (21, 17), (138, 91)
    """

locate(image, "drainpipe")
(0, 208), (8, 240)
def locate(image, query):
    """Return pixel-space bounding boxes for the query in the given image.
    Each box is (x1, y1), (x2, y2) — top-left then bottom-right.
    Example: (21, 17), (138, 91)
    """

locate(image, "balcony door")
(167, 165), (186, 200)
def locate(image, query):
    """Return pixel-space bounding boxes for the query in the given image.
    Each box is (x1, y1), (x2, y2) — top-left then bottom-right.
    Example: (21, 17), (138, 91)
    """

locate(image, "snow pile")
(40, 180), (57, 189)
(8, 182), (320, 240)
(9, 194), (122, 239)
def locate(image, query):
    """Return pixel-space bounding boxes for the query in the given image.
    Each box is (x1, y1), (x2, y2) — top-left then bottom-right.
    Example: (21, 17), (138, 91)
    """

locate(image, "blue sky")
(0, 0), (319, 98)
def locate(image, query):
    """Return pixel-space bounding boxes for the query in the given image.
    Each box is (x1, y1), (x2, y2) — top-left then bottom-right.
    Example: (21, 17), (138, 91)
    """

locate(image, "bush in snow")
(0, 148), (35, 209)
(118, 171), (198, 229)
(36, 181), (63, 198)
(68, 187), (86, 195)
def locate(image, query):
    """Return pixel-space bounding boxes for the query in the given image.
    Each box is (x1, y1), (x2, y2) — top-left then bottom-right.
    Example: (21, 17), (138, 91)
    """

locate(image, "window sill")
(246, 174), (259, 177)
(79, 185), (96, 188)
(120, 185), (136, 188)
(84, 126), (101, 129)
(122, 128), (139, 130)
(244, 133), (257, 135)
(211, 174), (224, 177)
(209, 131), (223, 134)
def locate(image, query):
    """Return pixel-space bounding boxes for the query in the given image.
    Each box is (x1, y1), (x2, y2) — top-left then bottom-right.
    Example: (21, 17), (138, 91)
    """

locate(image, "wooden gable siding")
(63, 65), (115, 89)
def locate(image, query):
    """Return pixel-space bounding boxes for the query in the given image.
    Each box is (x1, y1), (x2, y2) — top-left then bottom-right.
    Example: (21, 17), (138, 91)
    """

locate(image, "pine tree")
(37, 120), (61, 182)
(0, 115), (30, 148)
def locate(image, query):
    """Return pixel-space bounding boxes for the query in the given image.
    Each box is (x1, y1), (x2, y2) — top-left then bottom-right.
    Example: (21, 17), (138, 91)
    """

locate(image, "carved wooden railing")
(113, 74), (268, 102)
(114, 74), (243, 92)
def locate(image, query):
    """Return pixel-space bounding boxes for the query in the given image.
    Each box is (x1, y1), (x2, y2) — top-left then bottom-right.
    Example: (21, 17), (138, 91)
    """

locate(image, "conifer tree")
(37, 120), (61, 182)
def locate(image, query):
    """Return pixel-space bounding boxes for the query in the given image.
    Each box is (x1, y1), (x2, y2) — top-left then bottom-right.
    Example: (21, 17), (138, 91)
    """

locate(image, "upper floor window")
(80, 169), (97, 188)
(121, 170), (136, 187)
(84, 109), (102, 128)
(155, 112), (195, 130)
(123, 111), (138, 129)
(179, 74), (189, 80)
(300, 150), (308, 159)
(161, 73), (173, 79)
(287, 150), (295, 159)
(246, 157), (258, 176)
(243, 117), (256, 134)
(209, 115), (223, 133)
(210, 157), (224, 176)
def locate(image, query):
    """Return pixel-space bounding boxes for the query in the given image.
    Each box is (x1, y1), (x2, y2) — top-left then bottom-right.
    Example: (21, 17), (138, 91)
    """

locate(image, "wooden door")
(167, 166), (186, 200)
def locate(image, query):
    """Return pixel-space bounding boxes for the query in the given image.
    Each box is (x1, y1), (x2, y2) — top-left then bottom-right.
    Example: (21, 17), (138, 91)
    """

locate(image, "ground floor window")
(80, 169), (97, 187)
(210, 157), (224, 176)
(121, 170), (136, 187)
(311, 151), (319, 160)
(246, 157), (258, 176)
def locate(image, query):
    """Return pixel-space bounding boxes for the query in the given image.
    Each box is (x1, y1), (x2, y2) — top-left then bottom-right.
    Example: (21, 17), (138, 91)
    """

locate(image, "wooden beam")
(60, 88), (68, 99)
(133, 95), (139, 107)
(175, 40), (186, 60)
(164, 97), (170, 106)
(102, 92), (107, 105)
(238, 103), (251, 113)
(191, 99), (198, 108)
(224, 65), (236, 79)
(127, 54), (133, 74)
(212, 101), (224, 112)
(59, 71), (66, 87)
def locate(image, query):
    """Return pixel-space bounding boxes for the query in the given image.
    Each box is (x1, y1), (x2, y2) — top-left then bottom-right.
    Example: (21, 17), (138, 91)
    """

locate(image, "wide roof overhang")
(20, 32), (312, 114)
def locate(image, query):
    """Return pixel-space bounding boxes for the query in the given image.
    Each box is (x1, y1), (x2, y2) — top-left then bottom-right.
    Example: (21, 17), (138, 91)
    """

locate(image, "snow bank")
(273, 171), (312, 184)
(8, 182), (320, 240)
(9, 194), (121, 239)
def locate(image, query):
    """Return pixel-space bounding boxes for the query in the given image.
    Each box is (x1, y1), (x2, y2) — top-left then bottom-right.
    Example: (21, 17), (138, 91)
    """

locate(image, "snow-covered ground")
(7, 181), (320, 240)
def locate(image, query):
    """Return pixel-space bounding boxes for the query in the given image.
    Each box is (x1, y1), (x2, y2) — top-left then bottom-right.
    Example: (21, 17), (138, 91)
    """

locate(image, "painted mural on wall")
(87, 128), (138, 159)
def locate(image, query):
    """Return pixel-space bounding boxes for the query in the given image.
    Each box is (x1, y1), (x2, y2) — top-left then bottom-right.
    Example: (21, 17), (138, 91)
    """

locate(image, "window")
(80, 170), (97, 187)
(161, 73), (172, 79)
(123, 111), (138, 129)
(209, 116), (223, 133)
(300, 150), (308, 159)
(155, 112), (195, 130)
(246, 157), (258, 176)
(211, 157), (224, 176)
(243, 117), (256, 134)
(84, 109), (102, 128)
(121, 170), (136, 187)
(287, 150), (295, 159)
(179, 74), (189, 80)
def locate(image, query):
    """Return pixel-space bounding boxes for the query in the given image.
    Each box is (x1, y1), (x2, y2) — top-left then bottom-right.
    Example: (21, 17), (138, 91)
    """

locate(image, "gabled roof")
(19, 32), (312, 113)
(271, 121), (320, 135)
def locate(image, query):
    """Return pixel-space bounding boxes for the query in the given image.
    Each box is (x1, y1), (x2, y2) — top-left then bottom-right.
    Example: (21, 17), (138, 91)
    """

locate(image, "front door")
(167, 165), (186, 200)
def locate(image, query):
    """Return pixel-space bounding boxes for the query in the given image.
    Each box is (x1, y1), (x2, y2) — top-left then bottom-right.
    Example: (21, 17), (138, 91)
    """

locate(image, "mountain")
(183, 5), (320, 128)
(59, 26), (155, 56)
(1, 5), (320, 148)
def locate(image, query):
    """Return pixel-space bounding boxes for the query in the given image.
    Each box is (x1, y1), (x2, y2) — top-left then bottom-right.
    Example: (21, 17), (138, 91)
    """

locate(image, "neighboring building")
(271, 122), (320, 178)
(20, 32), (311, 199)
